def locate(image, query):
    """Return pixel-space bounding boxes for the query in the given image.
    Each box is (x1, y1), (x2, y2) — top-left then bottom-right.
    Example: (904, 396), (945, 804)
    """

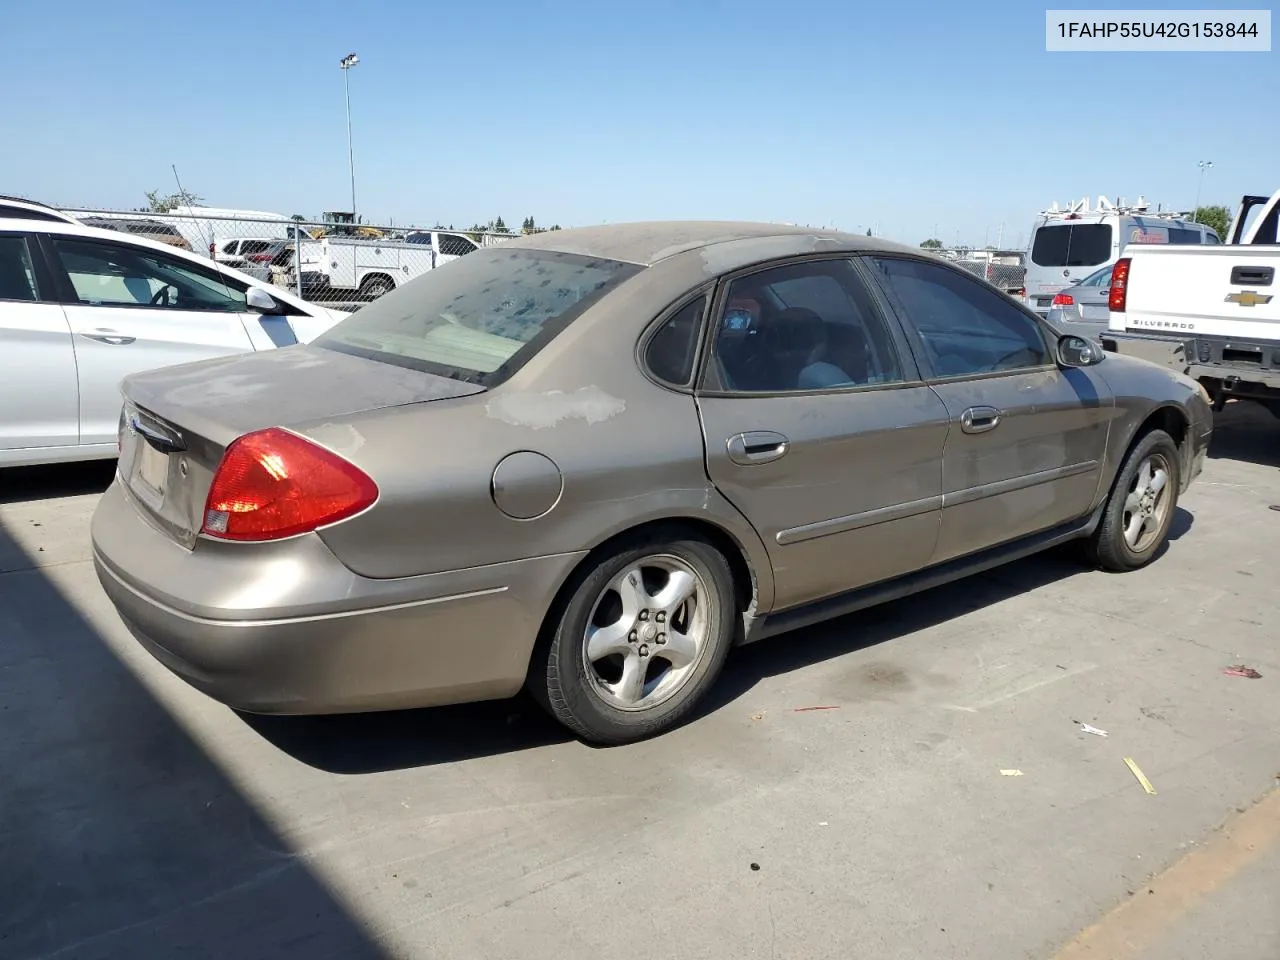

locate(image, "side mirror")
(245, 285), (279, 314)
(1057, 333), (1105, 367)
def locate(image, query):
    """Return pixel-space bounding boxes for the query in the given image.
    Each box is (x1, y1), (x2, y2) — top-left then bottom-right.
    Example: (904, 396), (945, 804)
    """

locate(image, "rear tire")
(1084, 429), (1180, 572)
(532, 531), (736, 745)
(360, 274), (394, 299)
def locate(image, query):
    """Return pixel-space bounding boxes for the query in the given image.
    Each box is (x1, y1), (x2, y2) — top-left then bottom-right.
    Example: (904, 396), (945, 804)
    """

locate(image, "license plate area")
(137, 440), (169, 496)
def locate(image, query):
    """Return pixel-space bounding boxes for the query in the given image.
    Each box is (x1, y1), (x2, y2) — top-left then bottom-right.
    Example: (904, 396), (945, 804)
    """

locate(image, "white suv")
(0, 216), (349, 467)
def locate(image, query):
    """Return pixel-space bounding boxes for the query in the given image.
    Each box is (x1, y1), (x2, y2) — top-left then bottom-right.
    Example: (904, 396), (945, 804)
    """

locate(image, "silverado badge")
(1224, 290), (1273, 307)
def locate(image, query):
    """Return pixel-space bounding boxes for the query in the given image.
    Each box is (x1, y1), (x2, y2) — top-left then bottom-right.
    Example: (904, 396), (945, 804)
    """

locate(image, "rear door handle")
(960, 406), (1002, 434)
(727, 431), (789, 465)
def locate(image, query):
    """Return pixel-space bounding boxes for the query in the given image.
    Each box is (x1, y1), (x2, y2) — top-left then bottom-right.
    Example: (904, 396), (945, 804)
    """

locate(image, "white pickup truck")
(1102, 189), (1280, 417)
(295, 229), (481, 301)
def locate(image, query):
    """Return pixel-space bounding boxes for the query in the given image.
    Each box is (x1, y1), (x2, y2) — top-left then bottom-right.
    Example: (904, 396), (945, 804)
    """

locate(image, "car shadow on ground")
(1207, 402), (1280, 468)
(249, 506), (1194, 770)
(0, 459), (117, 505)
(241, 695), (572, 774)
(0, 515), (388, 959)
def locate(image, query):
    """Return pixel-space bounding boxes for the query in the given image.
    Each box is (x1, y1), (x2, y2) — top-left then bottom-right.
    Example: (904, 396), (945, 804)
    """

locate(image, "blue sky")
(6, 0), (1273, 247)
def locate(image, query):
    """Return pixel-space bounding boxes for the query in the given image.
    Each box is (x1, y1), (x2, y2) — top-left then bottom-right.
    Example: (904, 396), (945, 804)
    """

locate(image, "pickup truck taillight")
(1052, 292), (1075, 306)
(1109, 258), (1131, 312)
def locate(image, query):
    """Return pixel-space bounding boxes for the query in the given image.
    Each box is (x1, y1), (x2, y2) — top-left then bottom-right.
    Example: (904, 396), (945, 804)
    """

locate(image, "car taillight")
(209, 242), (216, 258)
(247, 252), (273, 263)
(1109, 258), (1131, 312)
(1012, 287), (1026, 299)
(201, 427), (377, 541)
(1052, 292), (1075, 306)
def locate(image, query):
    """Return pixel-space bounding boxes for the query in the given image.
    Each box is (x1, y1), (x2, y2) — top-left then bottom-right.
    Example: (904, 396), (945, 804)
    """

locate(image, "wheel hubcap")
(1122, 453), (1172, 552)
(582, 555), (710, 711)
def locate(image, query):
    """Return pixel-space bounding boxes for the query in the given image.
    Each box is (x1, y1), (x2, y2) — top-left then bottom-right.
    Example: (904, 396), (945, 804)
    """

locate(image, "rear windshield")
(316, 247), (642, 385)
(1031, 224), (1112, 267)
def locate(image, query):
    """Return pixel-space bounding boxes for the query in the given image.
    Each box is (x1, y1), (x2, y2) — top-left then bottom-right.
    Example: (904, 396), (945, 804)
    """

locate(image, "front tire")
(1085, 429), (1181, 572)
(533, 532), (736, 745)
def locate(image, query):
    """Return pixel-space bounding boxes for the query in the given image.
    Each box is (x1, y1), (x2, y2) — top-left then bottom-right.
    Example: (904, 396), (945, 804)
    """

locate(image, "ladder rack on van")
(1038, 195), (1191, 221)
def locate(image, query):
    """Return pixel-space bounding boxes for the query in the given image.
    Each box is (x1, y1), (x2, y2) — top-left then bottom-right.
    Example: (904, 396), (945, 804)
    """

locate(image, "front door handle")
(959, 406), (1002, 434)
(727, 431), (789, 465)
(82, 330), (136, 345)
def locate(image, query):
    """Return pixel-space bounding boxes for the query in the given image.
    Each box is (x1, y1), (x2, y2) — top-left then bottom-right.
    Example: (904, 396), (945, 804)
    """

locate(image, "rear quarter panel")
(298, 254), (777, 610)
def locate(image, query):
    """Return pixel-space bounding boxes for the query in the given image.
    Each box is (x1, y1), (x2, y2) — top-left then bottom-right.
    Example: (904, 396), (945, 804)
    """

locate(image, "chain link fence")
(928, 246), (1027, 295)
(47, 204), (1031, 304)
(55, 206), (522, 311)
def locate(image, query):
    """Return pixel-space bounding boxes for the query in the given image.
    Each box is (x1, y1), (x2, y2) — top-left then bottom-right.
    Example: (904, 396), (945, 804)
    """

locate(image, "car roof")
(501, 220), (917, 267)
(0, 196), (81, 224)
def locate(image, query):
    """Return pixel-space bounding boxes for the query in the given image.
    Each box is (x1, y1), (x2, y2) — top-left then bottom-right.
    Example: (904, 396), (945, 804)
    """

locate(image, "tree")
(920, 238), (943, 249)
(549, 224), (561, 231)
(492, 216), (509, 234)
(1193, 205), (1230, 240)
(290, 213), (306, 222)
(144, 188), (203, 213)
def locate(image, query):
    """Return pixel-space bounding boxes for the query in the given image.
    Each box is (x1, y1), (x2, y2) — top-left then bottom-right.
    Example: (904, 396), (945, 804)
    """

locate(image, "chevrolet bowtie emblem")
(1224, 290), (1273, 307)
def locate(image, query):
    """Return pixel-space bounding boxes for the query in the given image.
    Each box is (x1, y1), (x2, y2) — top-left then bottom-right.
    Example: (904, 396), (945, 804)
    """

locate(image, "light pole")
(1191, 160), (1213, 222)
(340, 52), (359, 219)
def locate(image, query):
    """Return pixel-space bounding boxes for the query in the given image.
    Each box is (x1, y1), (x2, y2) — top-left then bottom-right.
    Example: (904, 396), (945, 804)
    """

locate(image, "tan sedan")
(92, 222), (1212, 744)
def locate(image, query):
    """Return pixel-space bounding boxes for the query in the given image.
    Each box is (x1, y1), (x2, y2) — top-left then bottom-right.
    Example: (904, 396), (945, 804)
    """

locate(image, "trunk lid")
(118, 344), (485, 548)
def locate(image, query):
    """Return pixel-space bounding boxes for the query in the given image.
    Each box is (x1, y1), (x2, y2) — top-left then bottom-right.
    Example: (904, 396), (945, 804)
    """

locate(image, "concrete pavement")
(2, 404), (1278, 959)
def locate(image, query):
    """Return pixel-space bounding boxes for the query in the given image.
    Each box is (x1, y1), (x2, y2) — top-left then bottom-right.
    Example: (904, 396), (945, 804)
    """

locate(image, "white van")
(1024, 196), (1219, 316)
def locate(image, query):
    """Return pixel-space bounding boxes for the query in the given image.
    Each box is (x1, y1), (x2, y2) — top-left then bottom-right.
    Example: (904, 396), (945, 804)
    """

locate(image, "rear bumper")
(91, 482), (584, 714)
(1102, 331), (1280, 396)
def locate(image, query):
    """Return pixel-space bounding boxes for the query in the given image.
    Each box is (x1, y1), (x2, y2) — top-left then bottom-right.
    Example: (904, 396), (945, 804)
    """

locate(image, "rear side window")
(1031, 224), (1112, 267)
(317, 247), (643, 385)
(438, 233), (478, 257)
(240, 240), (271, 255)
(645, 296), (705, 386)
(0, 236), (40, 301)
(1167, 228), (1204, 244)
(1080, 265), (1113, 287)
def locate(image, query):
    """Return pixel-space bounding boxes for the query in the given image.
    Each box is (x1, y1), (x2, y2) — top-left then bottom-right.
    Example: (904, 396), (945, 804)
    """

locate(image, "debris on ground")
(1224, 665), (1263, 679)
(793, 705), (840, 712)
(749, 862), (761, 871)
(1000, 769), (1024, 777)
(750, 713), (764, 721)
(1123, 757), (1157, 795)
(1074, 721), (1109, 737)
